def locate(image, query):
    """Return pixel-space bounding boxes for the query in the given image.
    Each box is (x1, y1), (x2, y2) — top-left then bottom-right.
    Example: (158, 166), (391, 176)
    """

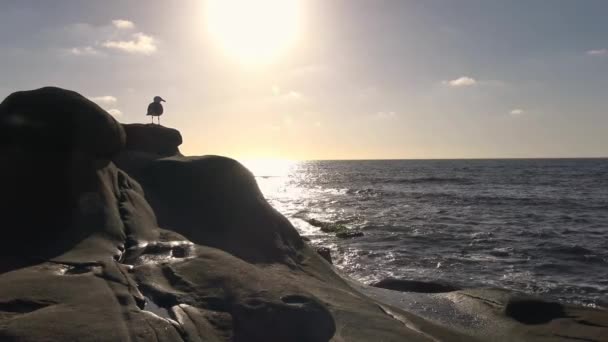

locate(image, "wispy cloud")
(510, 109), (525, 116)
(443, 76), (477, 87)
(69, 46), (100, 56)
(63, 20), (157, 56)
(107, 109), (123, 117)
(587, 48), (607, 56)
(102, 33), (158, 55)
(89, 95), (118, 105)
(112, 19), (135, 30)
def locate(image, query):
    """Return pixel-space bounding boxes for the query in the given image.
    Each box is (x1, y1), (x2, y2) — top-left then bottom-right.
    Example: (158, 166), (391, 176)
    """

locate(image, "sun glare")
(240, 159), (296, 177)
(205, 0), (302, 65)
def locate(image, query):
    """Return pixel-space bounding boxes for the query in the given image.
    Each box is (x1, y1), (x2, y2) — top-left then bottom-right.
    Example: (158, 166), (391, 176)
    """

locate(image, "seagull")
(147, 96), (166, 125)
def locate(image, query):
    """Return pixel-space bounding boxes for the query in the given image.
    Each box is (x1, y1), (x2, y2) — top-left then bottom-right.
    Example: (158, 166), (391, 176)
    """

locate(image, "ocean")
(244, 159), (608, 308)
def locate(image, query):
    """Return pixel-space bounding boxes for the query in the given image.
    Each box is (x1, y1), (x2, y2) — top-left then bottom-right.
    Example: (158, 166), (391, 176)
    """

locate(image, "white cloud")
(89, 96), (118, 105)
(443, 76), (477, 87)
(107, 109), (123, 117)
(510, 109), (525, 116)
(102, 33), (158, 55)
(60, 20), (158, 57)
(112, 19), (135, 30)
(587, 49), (607, 56)
(69, 46), (100, 56)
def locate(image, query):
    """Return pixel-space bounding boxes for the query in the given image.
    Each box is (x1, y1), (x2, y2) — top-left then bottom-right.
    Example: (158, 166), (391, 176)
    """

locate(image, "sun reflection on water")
(239, 159), (298, 178)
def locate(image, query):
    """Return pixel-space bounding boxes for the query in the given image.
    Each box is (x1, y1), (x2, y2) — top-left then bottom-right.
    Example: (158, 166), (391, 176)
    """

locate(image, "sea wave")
(372, 176), (475, 185)
(257, 158), (608, 307)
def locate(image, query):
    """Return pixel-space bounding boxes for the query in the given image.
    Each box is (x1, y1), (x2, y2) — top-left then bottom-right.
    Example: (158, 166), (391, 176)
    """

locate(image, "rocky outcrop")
(303, 218), (364, 239)
(363, 286), (608, 342)
(122, 123), (182, 157)
(1, 87), (607, 341)
(316, 247), (333, 264)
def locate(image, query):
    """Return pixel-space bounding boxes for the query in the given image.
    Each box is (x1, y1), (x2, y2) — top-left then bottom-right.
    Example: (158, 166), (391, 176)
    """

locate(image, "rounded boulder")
(0, 86), (125, 158)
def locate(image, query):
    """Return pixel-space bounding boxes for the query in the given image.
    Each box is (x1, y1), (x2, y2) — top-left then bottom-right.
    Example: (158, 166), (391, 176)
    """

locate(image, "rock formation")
(0, 87), (606, 341)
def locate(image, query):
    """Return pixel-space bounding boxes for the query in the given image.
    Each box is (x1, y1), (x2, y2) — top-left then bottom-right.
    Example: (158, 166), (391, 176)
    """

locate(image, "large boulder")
(0, 86), (125, 158)
(133, 155), (304, 265)
(113, 124), (183, 177)
(0, 87), (126, 261)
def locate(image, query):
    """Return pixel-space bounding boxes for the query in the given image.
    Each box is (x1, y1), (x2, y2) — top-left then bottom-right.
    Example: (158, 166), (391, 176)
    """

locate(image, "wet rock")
(336, 230), (364, 239)
(305, 218), (364, 239)
(372, 278), (461, 293)
(306, 218), (347, 233)
(316, 247), (333, 264)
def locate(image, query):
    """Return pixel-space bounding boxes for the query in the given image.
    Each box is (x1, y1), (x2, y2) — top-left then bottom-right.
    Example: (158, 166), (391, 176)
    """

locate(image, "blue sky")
(1, 0), (607, 159)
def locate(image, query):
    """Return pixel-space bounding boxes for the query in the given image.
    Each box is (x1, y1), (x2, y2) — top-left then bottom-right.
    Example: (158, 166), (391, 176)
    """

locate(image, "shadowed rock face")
(136, 155), (304, 265)
(0, 87), (125, 264)
(1, 87), (607, 342)
(0, 87), (125, 158)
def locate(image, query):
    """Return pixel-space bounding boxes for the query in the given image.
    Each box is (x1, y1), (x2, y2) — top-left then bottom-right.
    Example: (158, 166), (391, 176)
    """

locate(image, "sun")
(205, 0), (302, 65)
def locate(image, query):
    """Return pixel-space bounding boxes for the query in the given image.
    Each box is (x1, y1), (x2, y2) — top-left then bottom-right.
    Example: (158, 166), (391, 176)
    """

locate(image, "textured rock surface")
(1, 87), (607, 341)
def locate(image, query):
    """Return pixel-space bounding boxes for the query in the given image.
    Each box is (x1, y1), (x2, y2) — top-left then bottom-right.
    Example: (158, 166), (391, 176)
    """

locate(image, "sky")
(1, 0), (607, 160)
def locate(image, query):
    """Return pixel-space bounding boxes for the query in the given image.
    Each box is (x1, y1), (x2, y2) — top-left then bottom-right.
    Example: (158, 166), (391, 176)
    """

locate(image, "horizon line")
(237, 156), (608, 162)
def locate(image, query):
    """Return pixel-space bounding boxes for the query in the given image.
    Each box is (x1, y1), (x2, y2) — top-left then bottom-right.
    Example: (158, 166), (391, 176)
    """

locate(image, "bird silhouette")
(147, 96), (166, 125)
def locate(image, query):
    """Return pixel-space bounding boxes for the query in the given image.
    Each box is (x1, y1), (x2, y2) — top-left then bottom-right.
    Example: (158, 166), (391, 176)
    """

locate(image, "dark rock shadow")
(504, 297), (569, 325)
(372, 278), (462, 293)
